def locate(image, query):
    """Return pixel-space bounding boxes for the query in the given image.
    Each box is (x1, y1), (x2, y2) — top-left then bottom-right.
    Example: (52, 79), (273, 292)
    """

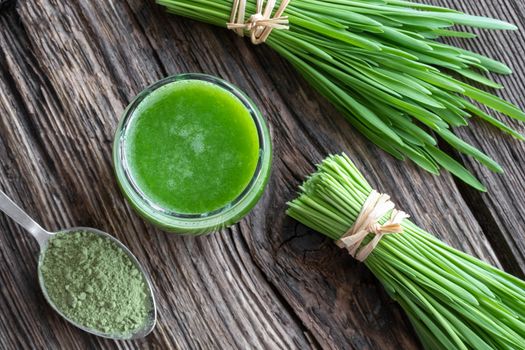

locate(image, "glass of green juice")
(113, 74), (272, 235)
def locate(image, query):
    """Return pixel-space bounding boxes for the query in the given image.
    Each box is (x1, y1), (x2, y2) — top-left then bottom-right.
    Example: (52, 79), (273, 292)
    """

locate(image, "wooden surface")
(0, 0), (524, 348)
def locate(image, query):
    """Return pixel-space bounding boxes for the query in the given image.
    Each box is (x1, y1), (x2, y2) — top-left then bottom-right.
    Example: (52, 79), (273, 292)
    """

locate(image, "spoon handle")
(0, 190), (50, 247)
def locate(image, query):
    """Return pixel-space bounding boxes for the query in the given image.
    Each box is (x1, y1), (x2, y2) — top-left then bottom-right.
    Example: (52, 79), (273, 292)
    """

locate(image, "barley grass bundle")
(287, 153), (525, 349)
(158, 0), (525, 191)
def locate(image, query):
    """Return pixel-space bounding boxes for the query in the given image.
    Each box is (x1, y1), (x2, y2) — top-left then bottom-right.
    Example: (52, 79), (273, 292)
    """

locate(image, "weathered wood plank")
(0, 4), (313, 349)
(0, 0), (524, 349)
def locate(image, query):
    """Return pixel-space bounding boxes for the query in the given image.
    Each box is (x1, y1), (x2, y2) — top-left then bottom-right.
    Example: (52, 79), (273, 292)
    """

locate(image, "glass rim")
(114, 73), (269, 221)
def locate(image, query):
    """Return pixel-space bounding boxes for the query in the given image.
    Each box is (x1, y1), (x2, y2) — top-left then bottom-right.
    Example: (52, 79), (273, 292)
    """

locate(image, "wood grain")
(0, 0), (524, 349)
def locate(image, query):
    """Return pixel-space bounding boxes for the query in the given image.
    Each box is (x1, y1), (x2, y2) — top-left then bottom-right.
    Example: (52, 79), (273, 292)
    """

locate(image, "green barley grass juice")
(114, 74), (272, 234)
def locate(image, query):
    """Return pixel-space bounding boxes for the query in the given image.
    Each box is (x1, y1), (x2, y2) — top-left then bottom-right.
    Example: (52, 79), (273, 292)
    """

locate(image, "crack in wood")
(121, 0), (168, 78)
(453, 172), (525, 278)
(0, 16), (58, 177)
(0, 0), (15, 13)
(232, 225), (323, 349)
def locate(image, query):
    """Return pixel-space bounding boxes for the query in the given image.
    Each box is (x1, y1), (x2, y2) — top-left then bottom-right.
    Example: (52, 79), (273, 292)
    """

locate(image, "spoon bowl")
(0, 191), (157, 339)
(37, 227), (157, 340)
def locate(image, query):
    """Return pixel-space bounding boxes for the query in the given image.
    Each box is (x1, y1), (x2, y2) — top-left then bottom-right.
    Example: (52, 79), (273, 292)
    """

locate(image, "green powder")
(39, 231), (151, 335)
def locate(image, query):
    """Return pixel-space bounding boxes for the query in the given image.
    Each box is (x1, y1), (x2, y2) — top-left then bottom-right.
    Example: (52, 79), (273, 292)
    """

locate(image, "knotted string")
(227, 0), (291, 45)
(336, 190), (410, 262)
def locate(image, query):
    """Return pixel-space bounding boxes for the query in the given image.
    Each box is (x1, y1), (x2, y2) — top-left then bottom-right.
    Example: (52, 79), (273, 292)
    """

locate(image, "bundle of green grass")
(158, 0), (525, 191)
(287, 153), (525, 349)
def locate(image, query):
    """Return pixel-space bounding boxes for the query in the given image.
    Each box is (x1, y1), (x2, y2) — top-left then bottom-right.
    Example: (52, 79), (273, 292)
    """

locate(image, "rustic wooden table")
(0, 0), (524, 349)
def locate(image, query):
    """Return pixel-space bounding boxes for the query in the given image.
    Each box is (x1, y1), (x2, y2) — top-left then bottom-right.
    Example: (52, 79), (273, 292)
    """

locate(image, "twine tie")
(227, 0), (291, 45)
(336, 190), (410, 262)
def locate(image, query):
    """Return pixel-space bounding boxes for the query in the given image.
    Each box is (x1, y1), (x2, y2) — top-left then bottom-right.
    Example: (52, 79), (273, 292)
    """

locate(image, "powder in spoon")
(39, 231), (151, 335)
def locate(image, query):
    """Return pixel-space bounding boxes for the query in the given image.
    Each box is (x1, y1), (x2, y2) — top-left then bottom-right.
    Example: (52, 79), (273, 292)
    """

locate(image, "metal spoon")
(0, 189), (157, 340)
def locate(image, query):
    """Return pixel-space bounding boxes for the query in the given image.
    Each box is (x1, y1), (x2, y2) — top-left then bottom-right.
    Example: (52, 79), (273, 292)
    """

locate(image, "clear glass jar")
(113, 74), (272, 235)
